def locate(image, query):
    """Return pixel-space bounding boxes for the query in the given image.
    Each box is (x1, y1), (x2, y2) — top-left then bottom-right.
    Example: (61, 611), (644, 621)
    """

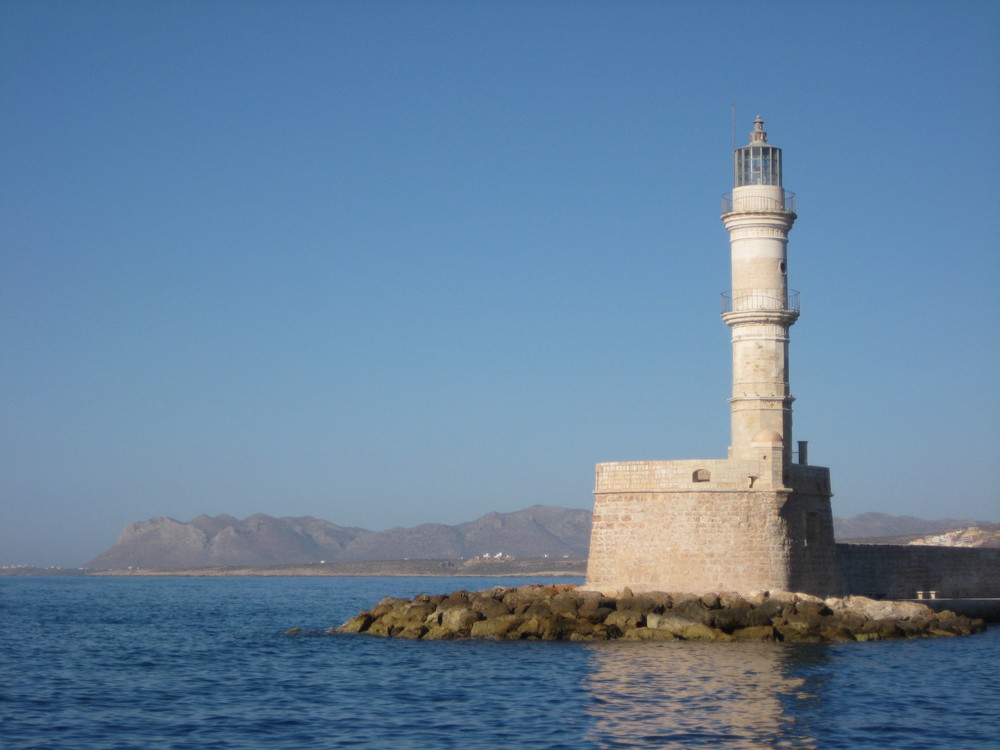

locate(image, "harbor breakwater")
(330, 584), (985, 643)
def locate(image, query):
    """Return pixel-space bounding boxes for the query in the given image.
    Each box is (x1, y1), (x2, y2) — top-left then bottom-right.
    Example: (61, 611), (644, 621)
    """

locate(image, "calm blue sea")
(2, 576), (998, 749)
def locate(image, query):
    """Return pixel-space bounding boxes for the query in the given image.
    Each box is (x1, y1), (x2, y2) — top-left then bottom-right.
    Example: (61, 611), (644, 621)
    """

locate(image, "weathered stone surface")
(605, 609), (646, 630)
(646, 613), (698, 634)
(472, 597), (511, 619)
(470, 614), (522, 639)
(731, 625), (777, 641)
(673, 598), (713, 626)
(332, 585), (987, 643)
(338, 613), (373, 634)
(681, 623), (734, 641)
(711, 601), (753, 632)
(440, 607), (481, 634)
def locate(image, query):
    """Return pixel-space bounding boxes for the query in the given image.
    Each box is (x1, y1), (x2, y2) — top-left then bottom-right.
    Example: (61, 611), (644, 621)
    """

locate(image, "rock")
(700, 593), (721, 609)
(472, 597), (511, 619)
(338, 613), (373, 634)
(440, 607), (481, 634)
(794, 600), (831, 618)
(731, 625), (777, 641)
(549, 593), (581, 616)
(422, 625), (457, 640)
(371, 597), (410, 618)
(366, 619), (394, 637)
(439, 591), (472, 609)
(711, 601), (753, 632)
(470, 614), (523, 639)
(774, 612), (826, 642)
(681, 623), (734, 641)
(647, 612), (699, 634)
(751, 597), (791, 622)
(605, 609), (646, 631)
(333, 585), (987, 642)
(860, 618), (902, 640)
(578, 605), (615, 625)
(395, 623), (428, 639)
(618, 595), (661, 613)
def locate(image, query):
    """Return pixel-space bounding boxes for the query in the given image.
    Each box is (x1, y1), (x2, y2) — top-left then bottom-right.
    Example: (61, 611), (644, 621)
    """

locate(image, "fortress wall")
(587, 459), (843, 597)
(587, 490), (792, 595)
(595, 459), (751, 493)
(782, 491), (843, 596)
(586, 489), (841, 597)
(837, 544), (1000, 599)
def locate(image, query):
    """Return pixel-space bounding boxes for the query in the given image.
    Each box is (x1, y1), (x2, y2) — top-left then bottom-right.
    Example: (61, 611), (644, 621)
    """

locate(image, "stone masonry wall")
(587, 490), (791, 595)
(837, 544), (1000, 599)
(586, 458), (842, 597)
(586, 489), (842, 597)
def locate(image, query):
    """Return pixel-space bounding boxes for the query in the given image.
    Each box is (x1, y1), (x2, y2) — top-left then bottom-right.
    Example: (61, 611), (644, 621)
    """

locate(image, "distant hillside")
(833, 512), (990, 542)
(84, 505), (593, 569)
(850, 522), (1000, 548)
(84, 507), (995, 570)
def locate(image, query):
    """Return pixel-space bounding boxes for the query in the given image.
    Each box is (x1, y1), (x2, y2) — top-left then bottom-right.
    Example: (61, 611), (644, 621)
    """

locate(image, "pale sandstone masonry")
(585, 119), (843, 597)
(586, 460), (843, 597)
(585, 119), (994, 601)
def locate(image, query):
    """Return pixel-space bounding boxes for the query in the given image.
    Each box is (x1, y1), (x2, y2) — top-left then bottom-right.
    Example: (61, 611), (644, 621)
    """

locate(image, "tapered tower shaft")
(721, 117), (798, 467)
(585, 115), (843, 597)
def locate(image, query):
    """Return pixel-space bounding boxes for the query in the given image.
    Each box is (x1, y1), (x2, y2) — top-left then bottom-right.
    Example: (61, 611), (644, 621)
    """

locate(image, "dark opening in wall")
(804, 511), (819, 547)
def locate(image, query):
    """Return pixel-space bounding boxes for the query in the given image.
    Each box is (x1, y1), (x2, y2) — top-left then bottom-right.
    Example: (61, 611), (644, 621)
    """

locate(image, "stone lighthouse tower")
(585, 118), (843, 597)
(723, 116), (798, 473)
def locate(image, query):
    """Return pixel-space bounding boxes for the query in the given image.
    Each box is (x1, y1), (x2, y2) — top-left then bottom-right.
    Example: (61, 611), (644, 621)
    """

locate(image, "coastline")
(81, 557), (587, 578)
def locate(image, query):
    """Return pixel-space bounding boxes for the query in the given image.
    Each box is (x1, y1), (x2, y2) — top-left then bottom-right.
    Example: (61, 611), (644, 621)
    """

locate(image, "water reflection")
(583, 640), (831, 748)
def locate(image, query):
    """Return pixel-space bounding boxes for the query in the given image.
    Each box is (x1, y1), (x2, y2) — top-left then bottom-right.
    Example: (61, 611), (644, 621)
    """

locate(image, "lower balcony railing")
(721, 290), (800, 315)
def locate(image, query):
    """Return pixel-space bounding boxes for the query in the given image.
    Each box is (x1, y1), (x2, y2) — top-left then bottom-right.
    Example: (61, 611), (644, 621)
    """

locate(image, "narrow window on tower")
(803, 512), (819, 547)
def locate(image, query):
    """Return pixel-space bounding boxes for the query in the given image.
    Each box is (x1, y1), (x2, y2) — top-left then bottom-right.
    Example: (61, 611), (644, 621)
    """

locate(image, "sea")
(2, 576), (998, 749)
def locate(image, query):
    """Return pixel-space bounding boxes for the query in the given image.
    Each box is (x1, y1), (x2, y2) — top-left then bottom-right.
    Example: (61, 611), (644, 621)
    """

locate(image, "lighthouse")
(585, 118), (843, 597)
(722, 116), (798, 470)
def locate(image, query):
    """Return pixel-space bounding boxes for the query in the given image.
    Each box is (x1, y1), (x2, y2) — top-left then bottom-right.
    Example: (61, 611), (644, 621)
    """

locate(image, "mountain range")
(84, 505), (592, 569)
(84, 507), (995, 569)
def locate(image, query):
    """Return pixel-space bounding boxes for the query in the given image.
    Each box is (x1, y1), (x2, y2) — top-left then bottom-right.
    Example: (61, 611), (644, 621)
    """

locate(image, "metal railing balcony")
(721, 290), (800, 315)
(722, 190), (796, 214)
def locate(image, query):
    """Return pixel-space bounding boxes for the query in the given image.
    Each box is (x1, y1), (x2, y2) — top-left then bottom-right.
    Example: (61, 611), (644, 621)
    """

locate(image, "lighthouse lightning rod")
(731, 98), (737, 152)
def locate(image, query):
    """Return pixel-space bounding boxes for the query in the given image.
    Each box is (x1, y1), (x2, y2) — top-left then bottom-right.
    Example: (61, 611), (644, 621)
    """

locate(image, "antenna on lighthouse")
(731, 98), (737, 152)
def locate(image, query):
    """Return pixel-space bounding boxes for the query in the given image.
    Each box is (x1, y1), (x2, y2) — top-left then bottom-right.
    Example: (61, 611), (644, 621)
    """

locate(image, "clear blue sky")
(3, 1), (998, 567)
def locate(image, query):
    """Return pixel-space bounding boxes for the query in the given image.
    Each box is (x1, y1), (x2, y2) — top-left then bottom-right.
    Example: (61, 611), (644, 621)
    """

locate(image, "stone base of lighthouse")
(585, 456), (844, 597)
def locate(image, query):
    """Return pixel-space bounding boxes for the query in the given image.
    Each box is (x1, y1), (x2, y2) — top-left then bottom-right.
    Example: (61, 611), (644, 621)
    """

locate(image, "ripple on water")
(2, 577), (998, 749)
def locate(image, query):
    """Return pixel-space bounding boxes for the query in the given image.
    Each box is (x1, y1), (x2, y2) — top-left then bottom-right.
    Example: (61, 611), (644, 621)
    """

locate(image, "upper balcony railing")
(722, 190), (796, 215)
(721, 290), (800, 315)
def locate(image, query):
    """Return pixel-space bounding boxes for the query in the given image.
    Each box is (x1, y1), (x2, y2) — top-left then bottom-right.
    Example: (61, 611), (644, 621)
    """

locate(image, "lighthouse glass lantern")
(735, 116), (782, 187)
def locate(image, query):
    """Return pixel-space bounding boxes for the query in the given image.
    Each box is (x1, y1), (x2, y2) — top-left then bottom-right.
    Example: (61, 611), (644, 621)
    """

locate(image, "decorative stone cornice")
(722, 309), (799, 327)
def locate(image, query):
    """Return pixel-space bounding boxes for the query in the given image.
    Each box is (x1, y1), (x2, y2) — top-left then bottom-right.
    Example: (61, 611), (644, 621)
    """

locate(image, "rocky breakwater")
(332, 584), (985, 642)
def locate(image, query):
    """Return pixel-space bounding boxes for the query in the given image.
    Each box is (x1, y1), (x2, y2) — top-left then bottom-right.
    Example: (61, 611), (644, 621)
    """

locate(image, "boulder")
(472, 597), (511, 619)
(711, 601), (753, 633)
(440, 607), (481, 634)
(672, 597), (713, 625)
(605, 609), (646, 631)
(470, 614), (523, 639)
(647, 612), (699, 635)
(339, 613), (373, 634)
(334, 586), (987, 643)
(679, 623), (734, 641)
(731, 625), (777, 641)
